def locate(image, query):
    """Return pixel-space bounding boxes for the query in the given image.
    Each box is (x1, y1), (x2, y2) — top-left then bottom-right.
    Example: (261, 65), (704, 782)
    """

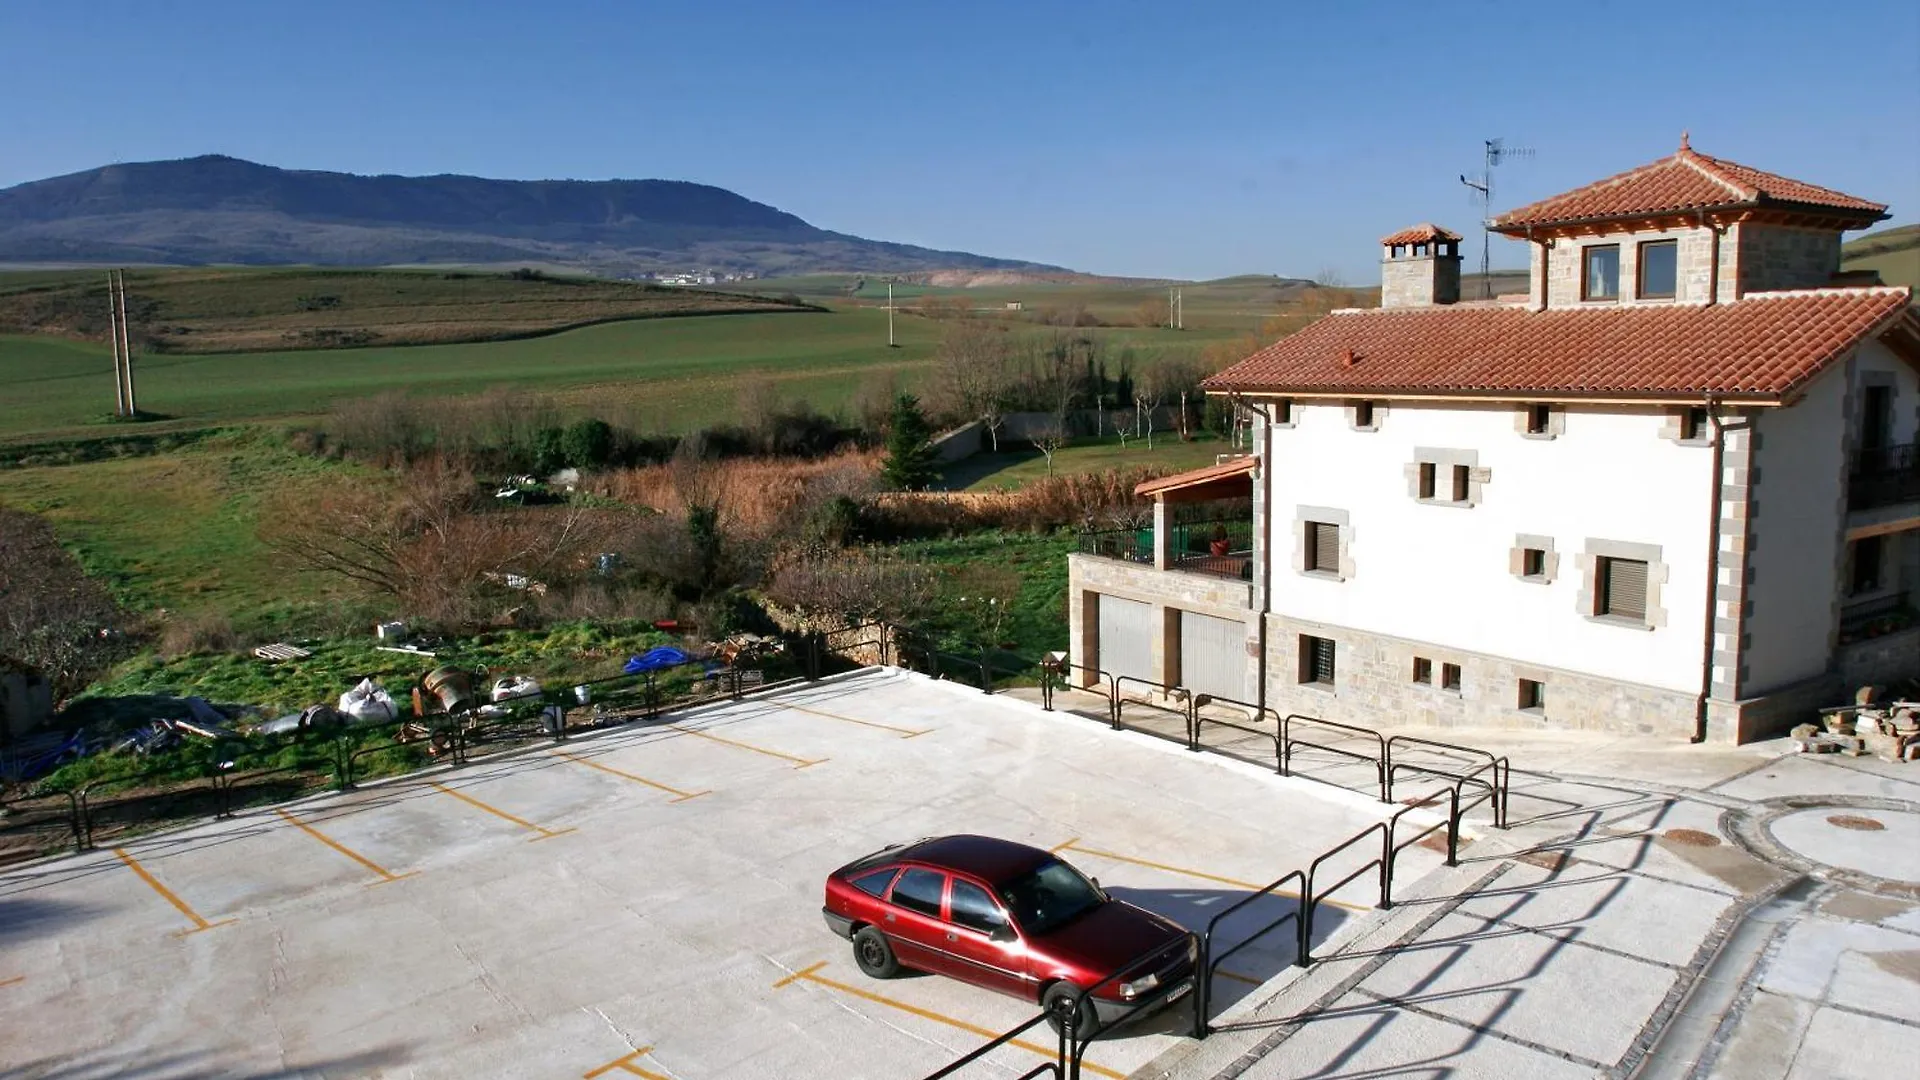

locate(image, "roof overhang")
(1493, 204), (1888, 239)
(1134, 457), (1257, 502)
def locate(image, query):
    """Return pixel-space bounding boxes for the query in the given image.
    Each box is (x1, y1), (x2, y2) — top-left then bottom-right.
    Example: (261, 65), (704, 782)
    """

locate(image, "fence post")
(1447, 787), (1461, 867)
(977, 649), (992, 694)
(334, 736), (355, 790)
(1297, 892), (1314, 968)
(64, 789), (84, 852)
(76, 786), (94, 851)
(1191, 939), (1211, 1038)
(1379, 825), (1393, 910)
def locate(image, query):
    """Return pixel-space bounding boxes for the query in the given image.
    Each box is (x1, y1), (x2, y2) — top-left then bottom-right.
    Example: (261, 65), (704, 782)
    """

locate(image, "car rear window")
(851, 867), (898, 898)
(889, 867), (946, 918)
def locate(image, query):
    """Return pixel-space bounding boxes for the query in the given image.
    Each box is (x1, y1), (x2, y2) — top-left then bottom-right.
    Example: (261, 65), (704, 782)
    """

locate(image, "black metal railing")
(1282, 714), (1389, 800)
(1076, 528), (1153, 564)
(1850, 442), (1920, 509)
(1167, 518), (1255, 581)
(1840, 591), (1913, 634)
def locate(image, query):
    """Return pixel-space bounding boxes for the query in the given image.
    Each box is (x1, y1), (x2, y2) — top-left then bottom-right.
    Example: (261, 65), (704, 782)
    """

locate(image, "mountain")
(0, 155), (1064, 276)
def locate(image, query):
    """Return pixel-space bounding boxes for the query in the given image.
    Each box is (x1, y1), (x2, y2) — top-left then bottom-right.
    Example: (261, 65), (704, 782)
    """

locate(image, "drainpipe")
(1695, 397), (1729, 743)
(1238, 395), (1276, 714)
(1701, 211), (1720, 306)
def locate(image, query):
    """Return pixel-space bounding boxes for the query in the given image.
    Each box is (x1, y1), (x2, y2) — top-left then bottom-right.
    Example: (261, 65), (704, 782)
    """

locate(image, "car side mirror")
(989, 923), (1017, 943)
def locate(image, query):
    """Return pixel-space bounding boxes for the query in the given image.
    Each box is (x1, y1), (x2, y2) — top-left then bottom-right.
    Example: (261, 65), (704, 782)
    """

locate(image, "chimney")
(1380, 224), (1462, 308)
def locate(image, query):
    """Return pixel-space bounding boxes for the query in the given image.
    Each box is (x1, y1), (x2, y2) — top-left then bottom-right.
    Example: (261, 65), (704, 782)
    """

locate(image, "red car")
(821, 834), (1197, 1034)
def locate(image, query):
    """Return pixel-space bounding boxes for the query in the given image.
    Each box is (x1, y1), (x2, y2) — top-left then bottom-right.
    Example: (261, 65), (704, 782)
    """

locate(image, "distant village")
(637, 269), (760, 286)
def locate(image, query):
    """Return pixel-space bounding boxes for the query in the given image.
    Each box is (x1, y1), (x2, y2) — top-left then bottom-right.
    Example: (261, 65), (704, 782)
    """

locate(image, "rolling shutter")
(1604, 558), (1648, 620)
(1180, 611), (1249, 702)
(1308, 522), (1339, 573)
(1095, 594), (1154, 683)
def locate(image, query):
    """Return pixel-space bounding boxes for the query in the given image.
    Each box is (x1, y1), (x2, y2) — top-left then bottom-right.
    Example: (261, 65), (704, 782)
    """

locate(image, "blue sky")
(3, 0), (1916, 280)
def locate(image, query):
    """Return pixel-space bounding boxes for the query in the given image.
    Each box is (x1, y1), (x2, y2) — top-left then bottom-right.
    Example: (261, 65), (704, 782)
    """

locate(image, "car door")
(882, 866), (956, 976)
(940, 875), (1032, 999)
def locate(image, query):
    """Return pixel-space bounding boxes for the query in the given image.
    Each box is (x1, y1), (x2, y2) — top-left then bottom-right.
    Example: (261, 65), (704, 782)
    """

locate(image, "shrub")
(158, 611), (238, 660)
(561, 417), (615, 468)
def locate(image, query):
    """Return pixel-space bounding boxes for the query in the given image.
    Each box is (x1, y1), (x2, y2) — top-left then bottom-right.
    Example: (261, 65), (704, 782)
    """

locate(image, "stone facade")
(1535, 224), (1715, 309)
(1735, 224), (1842, 295)
(1259, 614), (1702, 738)
(1838, 626), (1920, 689)
(1381, 245), (1461, 308)
(1067, 553), (1258, 692)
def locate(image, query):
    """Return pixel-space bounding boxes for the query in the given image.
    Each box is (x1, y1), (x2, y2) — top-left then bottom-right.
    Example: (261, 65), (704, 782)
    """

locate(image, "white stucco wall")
(1265, 400), (1715, 693)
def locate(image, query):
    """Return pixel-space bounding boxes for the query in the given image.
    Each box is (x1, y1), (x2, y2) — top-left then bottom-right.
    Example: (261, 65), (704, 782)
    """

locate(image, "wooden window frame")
(1305, 521), (1339, 574)
(1440, 662), (1462, 692)
(1517, 678), (1545, 711)
(1636, 239), (1678, 300)
(1582, 244), (1621, 302)
(1417, 462), (1436, 499)
(1412, 656), (1432, 684)
(1299, 634), (1336, 686)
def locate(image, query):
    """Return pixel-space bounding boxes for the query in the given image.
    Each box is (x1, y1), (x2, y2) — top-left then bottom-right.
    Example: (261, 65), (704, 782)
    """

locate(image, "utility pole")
(887, 280), (895, 347)
(107, 272), (127, 416)
(1175, 288), (1183, 331)
(116, 269), (137, 416)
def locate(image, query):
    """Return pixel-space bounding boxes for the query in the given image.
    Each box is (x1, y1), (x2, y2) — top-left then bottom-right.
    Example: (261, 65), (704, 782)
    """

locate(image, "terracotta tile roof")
(1493, 142), (1887, 232)
(1134, 456), (1258, 498)
(1380, 223), (1463, 246)
(1202, 287), (1915, 403)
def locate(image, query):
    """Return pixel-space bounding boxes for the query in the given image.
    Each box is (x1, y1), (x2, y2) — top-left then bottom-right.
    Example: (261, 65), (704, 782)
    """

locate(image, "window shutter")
(1605, 558), (1648, 620)
(1309, 522), (1339, 572)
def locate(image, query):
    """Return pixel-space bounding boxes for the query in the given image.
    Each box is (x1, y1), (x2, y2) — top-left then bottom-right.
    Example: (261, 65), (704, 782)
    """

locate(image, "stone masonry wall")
(1539, 224), (1714, 308)
(1068, 553), (1258, 692)
(1839, 626), (1920, 689)
(1735, 224), (1842, 294)
(1261, 613), (1700, 738)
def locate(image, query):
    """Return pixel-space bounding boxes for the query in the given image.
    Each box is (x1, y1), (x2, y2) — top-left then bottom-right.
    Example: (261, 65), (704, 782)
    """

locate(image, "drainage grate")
(1826, 814), (1886, 831)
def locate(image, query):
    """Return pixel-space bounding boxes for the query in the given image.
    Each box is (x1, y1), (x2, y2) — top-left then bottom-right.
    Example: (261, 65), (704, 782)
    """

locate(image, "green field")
(947, 432), (1232, 490)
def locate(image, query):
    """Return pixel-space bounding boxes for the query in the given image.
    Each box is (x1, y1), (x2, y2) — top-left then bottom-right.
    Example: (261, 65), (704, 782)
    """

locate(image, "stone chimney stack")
(1380, 224), (1463, 308)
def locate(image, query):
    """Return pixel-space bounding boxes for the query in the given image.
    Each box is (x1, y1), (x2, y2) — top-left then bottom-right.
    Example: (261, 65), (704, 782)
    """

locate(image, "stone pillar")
(1153, 498), (1171, 571)
(1158, 605), (1182, 688)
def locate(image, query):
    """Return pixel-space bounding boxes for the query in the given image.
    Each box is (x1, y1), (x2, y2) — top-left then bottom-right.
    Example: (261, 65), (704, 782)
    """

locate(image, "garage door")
(1180, 610), (1249, 702)
(1096, 594), (1154, 683)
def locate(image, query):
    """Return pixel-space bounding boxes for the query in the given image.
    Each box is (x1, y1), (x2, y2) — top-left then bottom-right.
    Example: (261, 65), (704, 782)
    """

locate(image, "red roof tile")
(1202, 287), (1915, 403)
(1380, 223), (1463, 246)
(1492, 144), (1887, 232)
(1134, 456), (1258, 498)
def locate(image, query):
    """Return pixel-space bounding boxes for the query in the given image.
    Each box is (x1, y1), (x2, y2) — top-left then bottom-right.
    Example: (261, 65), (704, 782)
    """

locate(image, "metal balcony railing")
(1849, 443), (1920, 509)
(1076, 518), (1254, 582)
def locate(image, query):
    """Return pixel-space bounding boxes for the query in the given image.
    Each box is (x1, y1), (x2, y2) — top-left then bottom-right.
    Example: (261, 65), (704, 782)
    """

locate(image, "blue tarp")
(623, 646), (691, 674)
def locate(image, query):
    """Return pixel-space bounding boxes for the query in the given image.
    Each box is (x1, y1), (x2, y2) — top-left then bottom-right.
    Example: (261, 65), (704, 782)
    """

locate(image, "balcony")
(1077, 517), (1254, 582)
(1849, 443), (1920, 510)
(1839, 590), (1916, 645)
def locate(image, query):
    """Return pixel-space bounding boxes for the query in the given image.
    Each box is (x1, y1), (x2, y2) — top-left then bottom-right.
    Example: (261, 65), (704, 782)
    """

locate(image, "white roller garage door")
(1180, 610), (1249, 702)
(1096, 594), (1154, 683)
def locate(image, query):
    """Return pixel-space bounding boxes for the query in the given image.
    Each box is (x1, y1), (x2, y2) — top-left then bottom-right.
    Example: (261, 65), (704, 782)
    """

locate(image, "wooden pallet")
(252, 643), (312, 662)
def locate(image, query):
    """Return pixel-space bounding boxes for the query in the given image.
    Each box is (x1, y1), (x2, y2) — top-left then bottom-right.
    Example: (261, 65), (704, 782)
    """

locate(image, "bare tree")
(1132, 355), (1168, 449)
(930, 321), (1017, 451)
(1029, 420), (1066, 476)
(0, 508), (131, 701)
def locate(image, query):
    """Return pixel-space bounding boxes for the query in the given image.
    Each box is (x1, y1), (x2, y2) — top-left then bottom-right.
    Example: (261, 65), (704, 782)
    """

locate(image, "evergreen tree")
(881, 394), (940, 491)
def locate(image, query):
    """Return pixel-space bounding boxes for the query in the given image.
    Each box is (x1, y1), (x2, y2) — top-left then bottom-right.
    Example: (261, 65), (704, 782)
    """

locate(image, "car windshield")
(997, 858), (1104, 935)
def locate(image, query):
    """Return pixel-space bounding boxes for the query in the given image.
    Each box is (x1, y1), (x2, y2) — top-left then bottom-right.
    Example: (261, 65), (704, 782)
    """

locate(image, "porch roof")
(1133, 456), (1257, 502)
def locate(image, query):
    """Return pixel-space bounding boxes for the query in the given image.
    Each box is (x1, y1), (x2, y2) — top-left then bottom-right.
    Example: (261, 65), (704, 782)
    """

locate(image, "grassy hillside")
(0, 266), (811, 354)
(1843, 223), (1920, 290)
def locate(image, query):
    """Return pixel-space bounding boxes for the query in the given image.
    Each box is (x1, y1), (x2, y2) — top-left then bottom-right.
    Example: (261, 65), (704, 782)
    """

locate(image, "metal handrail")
(1191, 868), (1305, 1037)
(1187, 694), (1283, 768)
(1299, 821), (1390, 966)
(1064, 934), (1201, 1076)
(1112, 675), (1195, 745)
(1385, 734), (1510, 831)
(1281, 714), (1388, 801)
(918, 1010), (1065, 1080)
(1039, 661), (1117, 722)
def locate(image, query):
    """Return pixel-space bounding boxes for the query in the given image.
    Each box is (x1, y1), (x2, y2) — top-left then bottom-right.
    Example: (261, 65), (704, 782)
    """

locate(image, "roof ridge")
(1674, 148), (1755, 201)
(1741, 284), (1913, 300)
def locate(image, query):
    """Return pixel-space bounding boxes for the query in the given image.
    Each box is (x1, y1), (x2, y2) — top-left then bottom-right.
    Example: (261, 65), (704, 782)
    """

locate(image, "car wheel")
(852, 926), (900, 979)
(1042, 982), (1100, 1038)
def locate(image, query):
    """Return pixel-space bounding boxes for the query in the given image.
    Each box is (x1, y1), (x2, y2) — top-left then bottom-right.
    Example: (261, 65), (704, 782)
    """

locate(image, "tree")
(881, 394), (940, 491)
(1132, 355), (1168, 449)
(930, 321), (1017, 451)
(0, 508), (130, 702)
(561, 417), (615, 468)
(1029, 420), (1065, 476)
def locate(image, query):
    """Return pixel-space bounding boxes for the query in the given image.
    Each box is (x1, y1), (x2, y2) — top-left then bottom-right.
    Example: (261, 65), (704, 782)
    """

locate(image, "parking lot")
(0, 668), (1454, 1080)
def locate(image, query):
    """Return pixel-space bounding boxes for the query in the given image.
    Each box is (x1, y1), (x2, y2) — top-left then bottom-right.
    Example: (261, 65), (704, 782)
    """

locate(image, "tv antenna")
(1459, 138), (1533, 298)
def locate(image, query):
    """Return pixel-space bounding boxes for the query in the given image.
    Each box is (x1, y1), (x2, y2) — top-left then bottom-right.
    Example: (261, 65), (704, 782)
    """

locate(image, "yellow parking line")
(429, 782), (576, 842)
(1053, 839), (1371, 913)
(0, 976), (23, 988)
(667, 723), (826, 768)
(112, 848), (234, 936)
(776, 701), (931, 738)
(554, 750), (710, 802)
(773, 962), (1124, 1080)
(583, 1045), (669, 1079)
(275, 808), (415, 886)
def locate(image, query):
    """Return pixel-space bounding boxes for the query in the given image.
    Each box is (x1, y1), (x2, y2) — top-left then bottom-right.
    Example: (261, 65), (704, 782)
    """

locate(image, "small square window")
(1353, 401), (1376, 429)
(1638, 240), (1677, 300)
(1305, 521), (1340, 574)
(1300, 635), (1336, 686)
(1526, 404), (1551, 435)
(1598, 556), (1650, 621)
(1522, 548), (1547, 578)
(1518, 679), (1545, 711)
(1441, 663), (1462, 692)
(1450, 464), (1470, 502)
(1583, 245), (1620, 301)
(1679, 407), (1709, 442)
(1417, 462), (1437, 499)
(1275, 398), (1293, 425)
(1412, 657), (1432, 684)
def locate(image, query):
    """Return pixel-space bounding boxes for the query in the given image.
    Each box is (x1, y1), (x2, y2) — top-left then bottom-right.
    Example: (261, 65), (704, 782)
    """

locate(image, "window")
(1451, 464), (1470, 503)
(1583, 245), (1620, 301)
(1305, 521), (1340, 574)
(1518, 678), (1545, 711)
(1637, 240), (1678, 299)
(1598, 557), (1649, 620)
(1862, 385), (1894, 454)
(1526, 404), (1552, 435)
(1417, 462), (1437, 499)
(1679, 407), (1709, 442)
(1353, 400), (1376, 429)
(1850, 536), (1885, 595)
(1300, 635), (1336, 686)
(1412, 657), (1432, 684)
(852, 867), (900, 898)
(1441, 663), (1462, 692)
(1522, 548), (1547, 579)
(948, 879), (1009, 935)
(1275, 398), (1293, 425)
(889, 867), (947, 918)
